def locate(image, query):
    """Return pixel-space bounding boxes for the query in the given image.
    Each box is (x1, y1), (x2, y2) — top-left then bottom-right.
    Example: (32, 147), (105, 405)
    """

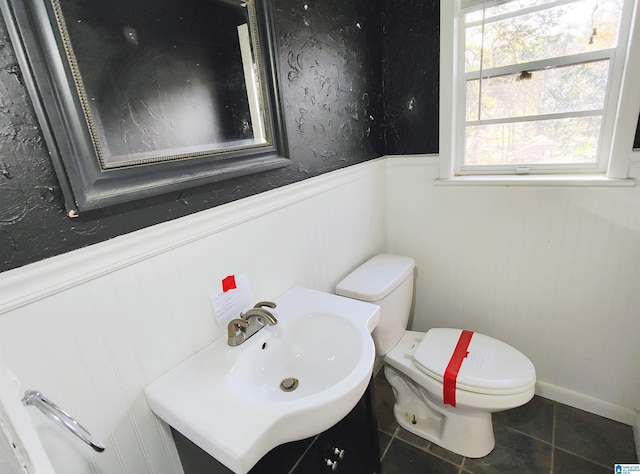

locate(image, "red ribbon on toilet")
(443, 330), (474, 407)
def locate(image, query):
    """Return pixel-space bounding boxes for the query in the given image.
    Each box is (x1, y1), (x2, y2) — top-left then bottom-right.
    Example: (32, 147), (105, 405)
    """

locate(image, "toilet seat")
(413, 328), (536, 396)
(384, 330), (536, 412)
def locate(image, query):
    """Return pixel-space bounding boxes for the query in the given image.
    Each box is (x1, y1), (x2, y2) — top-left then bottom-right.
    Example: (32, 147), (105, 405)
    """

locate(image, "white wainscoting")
(0, 159), (387, 474)
(385, 155), (640, 425)
(635, 412), (640, 461)
(2, 154), (639, 473)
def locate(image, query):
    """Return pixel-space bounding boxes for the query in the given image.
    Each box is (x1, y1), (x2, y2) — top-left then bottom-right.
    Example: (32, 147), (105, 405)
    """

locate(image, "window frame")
(439, 0), (640, 181)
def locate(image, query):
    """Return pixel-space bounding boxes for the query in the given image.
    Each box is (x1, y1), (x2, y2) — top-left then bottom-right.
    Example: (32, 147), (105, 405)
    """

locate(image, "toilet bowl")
(384, 330), (535, 457)
(336, 254), (536, 458)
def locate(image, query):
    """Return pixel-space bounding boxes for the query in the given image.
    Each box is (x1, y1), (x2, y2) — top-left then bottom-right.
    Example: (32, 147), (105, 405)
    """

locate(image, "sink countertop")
(144, 286), (380, 474)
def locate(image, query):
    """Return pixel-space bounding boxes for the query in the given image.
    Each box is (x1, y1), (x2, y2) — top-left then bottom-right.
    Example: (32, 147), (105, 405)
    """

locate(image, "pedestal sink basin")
(229, 313), (364, 403)
(144, 286), (380, 474)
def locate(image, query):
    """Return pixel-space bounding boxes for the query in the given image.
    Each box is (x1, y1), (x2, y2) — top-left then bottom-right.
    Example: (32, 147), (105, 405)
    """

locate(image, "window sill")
(434, 174), (636, 187)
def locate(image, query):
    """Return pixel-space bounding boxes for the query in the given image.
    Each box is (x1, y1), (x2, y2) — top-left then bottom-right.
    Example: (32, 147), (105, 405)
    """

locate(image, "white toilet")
(336, 254), (536, 458)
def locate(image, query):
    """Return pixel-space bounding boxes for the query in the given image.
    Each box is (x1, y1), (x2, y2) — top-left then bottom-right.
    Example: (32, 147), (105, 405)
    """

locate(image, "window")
(451, 0), (637, 176)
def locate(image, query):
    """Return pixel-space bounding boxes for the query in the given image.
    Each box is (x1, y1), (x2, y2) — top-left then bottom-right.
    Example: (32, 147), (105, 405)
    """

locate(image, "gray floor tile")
(427, 441), (465, 466)
(553, 448), (611, 473)
(493, 395), (555, 443)
(378, 430), (392, 460)
(382, 438), (459, 474)
(554, 404), (637, 466)
(462, 424), (551, 474)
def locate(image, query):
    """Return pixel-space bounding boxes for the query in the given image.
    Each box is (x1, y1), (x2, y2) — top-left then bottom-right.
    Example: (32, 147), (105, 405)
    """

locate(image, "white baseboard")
(634, 412), (640, 462)
(536, 380), (637, 426)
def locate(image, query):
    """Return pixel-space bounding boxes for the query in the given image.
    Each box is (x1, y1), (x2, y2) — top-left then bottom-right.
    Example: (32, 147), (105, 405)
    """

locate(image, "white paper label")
(210, 274), (252, 326)
(466, 348), (496, 369)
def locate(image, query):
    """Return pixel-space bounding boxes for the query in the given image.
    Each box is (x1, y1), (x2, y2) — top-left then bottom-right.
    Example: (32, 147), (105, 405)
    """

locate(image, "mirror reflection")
(54, 0), (270, 169)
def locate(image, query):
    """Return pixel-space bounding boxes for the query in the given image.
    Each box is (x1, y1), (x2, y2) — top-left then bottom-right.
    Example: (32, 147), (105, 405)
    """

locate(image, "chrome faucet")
(227, 301), (278, 346)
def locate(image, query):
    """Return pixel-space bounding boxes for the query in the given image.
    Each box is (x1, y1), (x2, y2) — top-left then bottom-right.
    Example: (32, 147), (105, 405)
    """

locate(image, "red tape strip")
(443, 330), (474, 407)
(222, 275), (237, 292)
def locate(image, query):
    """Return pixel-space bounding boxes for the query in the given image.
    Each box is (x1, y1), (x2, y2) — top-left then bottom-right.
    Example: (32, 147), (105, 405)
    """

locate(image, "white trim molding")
(536, 381), (637, 426)
(634, 411), (640, 461)
(434, 174), (636, 187)
(608, 0), (640, 177)
(0, 159), (386, 315)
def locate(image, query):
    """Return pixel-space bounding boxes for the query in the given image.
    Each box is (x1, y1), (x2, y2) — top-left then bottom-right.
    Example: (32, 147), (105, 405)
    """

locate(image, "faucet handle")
(228, 318), (249, 336)
(253, 301), (276, 309)
(227, 318), (250, 346)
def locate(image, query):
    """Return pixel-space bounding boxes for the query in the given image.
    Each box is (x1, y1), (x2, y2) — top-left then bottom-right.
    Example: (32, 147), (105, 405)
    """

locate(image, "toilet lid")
(413, 328), (535, 394)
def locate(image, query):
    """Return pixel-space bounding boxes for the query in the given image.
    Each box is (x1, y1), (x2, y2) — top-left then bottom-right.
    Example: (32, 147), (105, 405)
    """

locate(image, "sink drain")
(280, 377), (299, 392)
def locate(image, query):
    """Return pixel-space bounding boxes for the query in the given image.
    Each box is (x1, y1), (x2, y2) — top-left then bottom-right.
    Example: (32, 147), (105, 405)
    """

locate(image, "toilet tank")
(336, 254), (415, 355)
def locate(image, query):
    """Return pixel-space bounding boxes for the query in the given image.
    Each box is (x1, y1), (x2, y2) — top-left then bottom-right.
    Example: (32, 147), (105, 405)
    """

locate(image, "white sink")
(144, 286), (380, 474)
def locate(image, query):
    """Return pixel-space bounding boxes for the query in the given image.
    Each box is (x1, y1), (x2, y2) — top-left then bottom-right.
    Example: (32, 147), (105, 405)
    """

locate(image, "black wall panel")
(3, 0), (633, 273)
(382, 0), (439, 155)
(0, 0), (395, 272)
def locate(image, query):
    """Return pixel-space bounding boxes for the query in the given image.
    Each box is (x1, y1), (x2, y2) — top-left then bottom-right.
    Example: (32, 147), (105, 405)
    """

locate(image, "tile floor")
(374, 373), (638, 474)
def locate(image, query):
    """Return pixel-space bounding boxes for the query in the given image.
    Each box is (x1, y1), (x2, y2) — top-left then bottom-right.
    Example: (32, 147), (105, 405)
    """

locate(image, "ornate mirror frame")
(0, 0), (288, 215)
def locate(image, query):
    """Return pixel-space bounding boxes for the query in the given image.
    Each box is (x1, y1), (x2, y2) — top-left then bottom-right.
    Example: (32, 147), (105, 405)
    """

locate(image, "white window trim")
(438, 0), (640, 185)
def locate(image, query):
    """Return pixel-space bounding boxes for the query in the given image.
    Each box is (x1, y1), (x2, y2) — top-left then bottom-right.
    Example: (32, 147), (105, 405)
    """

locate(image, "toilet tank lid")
(336, 254), (415, 302)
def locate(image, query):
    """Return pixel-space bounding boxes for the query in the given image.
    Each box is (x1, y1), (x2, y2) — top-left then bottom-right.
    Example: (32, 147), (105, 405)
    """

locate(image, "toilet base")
(384, 366), (495, 458)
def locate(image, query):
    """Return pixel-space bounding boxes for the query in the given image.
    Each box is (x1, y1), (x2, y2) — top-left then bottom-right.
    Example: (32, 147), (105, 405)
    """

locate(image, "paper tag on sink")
(211, 273), (252, 326)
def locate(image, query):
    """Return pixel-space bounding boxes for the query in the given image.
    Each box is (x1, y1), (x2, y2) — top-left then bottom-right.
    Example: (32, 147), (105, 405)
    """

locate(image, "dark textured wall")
(0, 0), (392, 272)
(382, 0), (439, 155)
(4, 0), (633, 273)
(277, 0), (385, 172)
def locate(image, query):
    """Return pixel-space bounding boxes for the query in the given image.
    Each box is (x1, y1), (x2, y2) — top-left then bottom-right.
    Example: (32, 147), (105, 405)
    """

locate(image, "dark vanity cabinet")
(291, 384), (381, 474)
(172, 377), (381, 474)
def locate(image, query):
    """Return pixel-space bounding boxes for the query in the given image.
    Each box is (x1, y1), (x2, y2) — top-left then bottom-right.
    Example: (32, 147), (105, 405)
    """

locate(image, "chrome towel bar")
(22, 390), (105, 452)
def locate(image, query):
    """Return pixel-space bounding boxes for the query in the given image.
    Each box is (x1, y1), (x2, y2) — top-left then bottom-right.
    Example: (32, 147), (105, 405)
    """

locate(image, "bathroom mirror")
(0, 0), (288, 214)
